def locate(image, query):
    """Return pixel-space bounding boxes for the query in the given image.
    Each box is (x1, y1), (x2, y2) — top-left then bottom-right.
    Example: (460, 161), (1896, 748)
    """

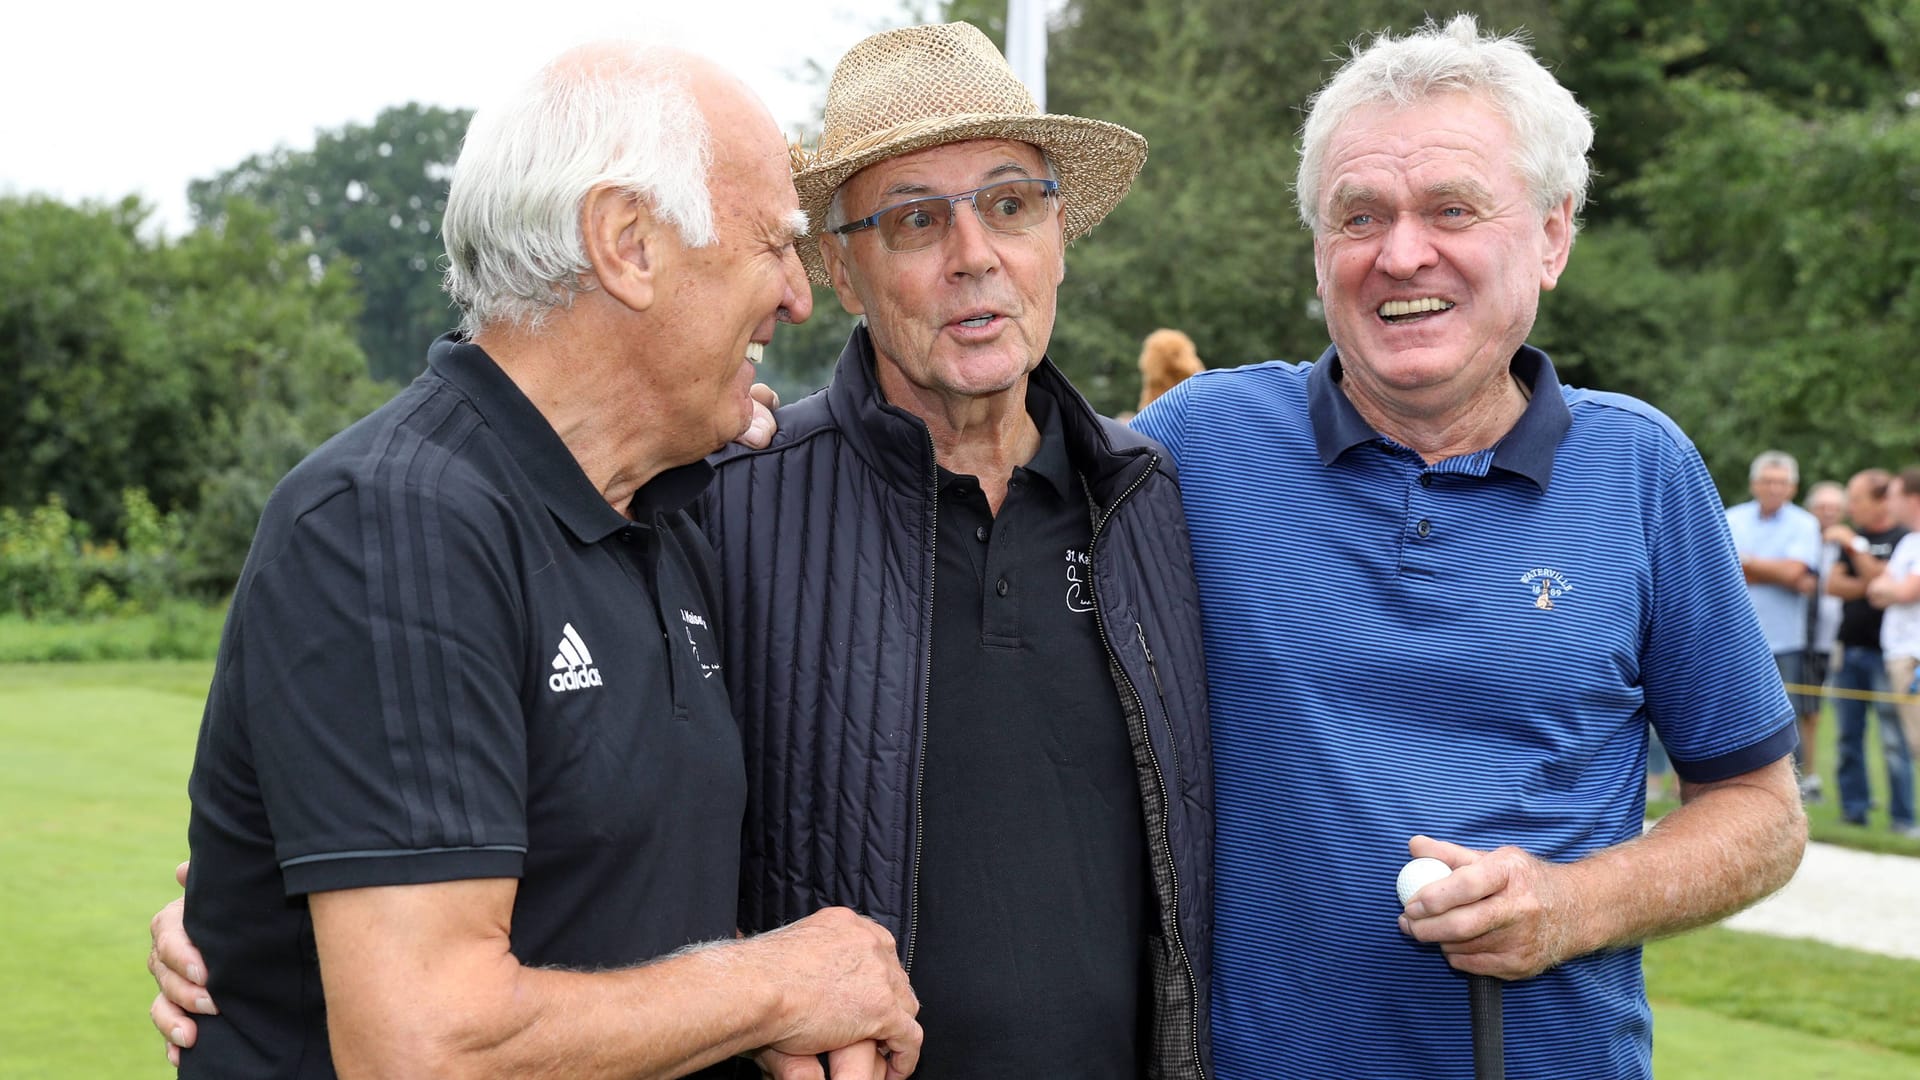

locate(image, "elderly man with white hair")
(1727, 450), (1826, 797)
(156, 42), (922, 1080)
(1133, 15), (1805, 1078)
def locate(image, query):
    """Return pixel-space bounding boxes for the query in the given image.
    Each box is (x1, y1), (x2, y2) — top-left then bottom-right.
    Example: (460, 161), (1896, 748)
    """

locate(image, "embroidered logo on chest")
(680, 608), (722, 679)
(1064, 547), (1095, 614)
(549, 622), (603, 692)
(1520, 568), (1573, 611)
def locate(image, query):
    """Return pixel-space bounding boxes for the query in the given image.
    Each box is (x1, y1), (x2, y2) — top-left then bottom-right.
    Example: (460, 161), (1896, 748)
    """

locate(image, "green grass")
(3, 659), (1917, 1077)
(1653, 999), (1920, 1078)
(1650, 699), (1920, 857)
(0, 603), (225, 663)
(0, 660), (209, 1078)
(1647, 928), (1920, 1059)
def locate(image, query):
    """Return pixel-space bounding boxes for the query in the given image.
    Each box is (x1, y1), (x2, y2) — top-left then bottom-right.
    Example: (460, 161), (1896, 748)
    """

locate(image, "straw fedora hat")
(790, 21), (1148, 286)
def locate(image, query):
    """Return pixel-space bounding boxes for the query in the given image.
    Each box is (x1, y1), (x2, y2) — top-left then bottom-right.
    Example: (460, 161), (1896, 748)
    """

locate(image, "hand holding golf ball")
(1396, 856), (1454, 907)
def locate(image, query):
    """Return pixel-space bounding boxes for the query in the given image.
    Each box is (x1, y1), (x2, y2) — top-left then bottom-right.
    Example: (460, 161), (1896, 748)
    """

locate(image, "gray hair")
(442, 42), (715, 335)
(1295, 14), (1593, 233)
(1805, 481), (1844, 507)
(1750, 450), (1800, 485)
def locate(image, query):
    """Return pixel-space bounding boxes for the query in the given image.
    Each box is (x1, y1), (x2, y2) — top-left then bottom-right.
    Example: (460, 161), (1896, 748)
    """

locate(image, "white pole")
(1004, 0), (1048, 112)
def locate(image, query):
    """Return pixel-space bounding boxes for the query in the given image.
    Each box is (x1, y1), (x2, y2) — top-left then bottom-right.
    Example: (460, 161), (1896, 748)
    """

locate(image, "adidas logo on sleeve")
(549, 622), (604, 692)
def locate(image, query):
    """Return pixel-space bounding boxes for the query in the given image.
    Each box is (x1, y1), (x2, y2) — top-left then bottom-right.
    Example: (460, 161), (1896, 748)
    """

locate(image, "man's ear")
(581, 186), (661, 313)
(818, 234), (866, 316)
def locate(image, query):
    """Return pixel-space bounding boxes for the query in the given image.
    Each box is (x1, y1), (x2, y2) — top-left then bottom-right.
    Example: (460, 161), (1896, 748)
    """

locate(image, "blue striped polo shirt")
(1133, 345), (1795, 1080)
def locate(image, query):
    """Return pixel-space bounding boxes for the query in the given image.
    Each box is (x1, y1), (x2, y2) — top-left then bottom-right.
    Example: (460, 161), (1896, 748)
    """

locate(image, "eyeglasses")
(830, 178), (1060, 253)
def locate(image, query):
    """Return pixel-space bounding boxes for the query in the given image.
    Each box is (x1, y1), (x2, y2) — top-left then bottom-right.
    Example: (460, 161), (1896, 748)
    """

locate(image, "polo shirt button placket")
(976, 525), (990, 543)
(996, 577), (1010, 597)
(1416, 519), (1432, 538)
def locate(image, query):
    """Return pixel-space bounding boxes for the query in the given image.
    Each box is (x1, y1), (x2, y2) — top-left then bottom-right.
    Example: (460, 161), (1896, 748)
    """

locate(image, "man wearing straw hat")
(701, 21), (1212, 1080)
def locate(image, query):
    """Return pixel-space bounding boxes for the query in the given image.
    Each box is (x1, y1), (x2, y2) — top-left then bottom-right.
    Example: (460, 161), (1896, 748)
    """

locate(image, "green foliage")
(924, 0), (1920, 490)
(0, 603), (225, 663)
(0, 195), (386, 594)
(190, 104), (471, 383)
(0, 488), (193, 620)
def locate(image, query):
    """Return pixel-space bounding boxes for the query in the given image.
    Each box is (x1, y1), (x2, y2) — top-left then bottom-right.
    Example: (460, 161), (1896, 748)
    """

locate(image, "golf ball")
(1396, 857), (1453, 907)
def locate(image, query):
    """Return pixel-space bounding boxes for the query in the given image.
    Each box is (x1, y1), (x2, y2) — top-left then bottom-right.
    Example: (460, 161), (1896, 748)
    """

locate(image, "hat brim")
(793, 113), (1148, 287)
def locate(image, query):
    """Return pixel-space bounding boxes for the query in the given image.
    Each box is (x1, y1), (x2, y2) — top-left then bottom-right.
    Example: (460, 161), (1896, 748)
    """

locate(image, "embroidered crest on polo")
(1064, 547), (1095, 613)
(680, 609), (722, 679)
(1520, 568), (1572, 611)
(548, 622), (603, 692)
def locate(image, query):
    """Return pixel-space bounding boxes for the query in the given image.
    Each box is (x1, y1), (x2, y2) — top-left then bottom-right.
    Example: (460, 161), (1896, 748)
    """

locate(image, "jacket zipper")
(1088, 453), (1207, 1080)
(904, 425), (938, 974)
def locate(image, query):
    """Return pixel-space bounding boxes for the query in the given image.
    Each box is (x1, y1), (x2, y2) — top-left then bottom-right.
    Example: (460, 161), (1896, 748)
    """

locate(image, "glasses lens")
(975, 180), (1054, 232)
(877, 198), (953, 252)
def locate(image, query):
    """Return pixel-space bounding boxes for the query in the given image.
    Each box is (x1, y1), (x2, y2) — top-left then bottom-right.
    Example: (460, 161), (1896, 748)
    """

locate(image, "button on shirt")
(1726, 500), (1823, 654)
(911, 391), (1149, 1079)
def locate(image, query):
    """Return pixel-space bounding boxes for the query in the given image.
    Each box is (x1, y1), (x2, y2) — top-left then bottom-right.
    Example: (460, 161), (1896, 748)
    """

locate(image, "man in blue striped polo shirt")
(1134, 15), (1806, 1079)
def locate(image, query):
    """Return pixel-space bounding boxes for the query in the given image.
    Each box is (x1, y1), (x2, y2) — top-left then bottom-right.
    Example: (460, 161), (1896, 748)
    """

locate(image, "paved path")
(1722, 839), (1920, 961)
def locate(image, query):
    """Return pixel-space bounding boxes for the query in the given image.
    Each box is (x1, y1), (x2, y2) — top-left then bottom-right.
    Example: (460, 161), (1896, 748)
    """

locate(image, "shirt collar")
(1017, 383), (1075, 498)
(1305, 343), (1572, 492)
(426, 333), (712, 543)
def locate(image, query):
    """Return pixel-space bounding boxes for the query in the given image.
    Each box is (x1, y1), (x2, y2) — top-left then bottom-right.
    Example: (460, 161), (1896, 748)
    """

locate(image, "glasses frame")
(830, 178), (1061, 252)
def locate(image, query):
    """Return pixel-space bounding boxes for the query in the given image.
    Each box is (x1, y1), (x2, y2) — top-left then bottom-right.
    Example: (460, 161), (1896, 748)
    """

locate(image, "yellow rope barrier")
(1783, 681), (1919, 706)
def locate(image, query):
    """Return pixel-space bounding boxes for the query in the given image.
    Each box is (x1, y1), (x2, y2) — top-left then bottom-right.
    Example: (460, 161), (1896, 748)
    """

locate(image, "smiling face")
(819, 138), (1065, 408)
(1312, 92), (1572, 423)
(648, 69), (812, 451)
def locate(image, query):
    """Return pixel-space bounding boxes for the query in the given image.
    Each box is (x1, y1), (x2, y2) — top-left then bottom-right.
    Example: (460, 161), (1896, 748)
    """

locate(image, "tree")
(191, 104), (471, 383)
(0, 195), (386, 590)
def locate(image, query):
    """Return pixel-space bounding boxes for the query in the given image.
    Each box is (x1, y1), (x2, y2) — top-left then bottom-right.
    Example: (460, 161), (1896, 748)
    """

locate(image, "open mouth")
(956, 314), (996, 329)
(1378, 298), (1454, 324)
(745, 342), (765, 364)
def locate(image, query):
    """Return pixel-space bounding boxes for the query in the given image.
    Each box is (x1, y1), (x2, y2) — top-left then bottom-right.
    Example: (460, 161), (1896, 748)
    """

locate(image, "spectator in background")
(1826, 468), (1915, 834)
(1137, 328), (1205, 412)
(1868, 466), (1920, 794)
(1803, 480), (1846, 777)
(1727, 451), (1825, 800)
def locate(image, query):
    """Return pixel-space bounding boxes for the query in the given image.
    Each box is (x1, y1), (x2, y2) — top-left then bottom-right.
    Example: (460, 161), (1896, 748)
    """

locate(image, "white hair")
(1295, 14), (1593, 233)
(442, 42), (715, 335)
(1751, 450), (1800, 486)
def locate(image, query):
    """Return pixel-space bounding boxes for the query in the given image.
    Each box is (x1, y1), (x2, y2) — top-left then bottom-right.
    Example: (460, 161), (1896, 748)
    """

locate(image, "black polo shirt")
(911, 390), (1150, 1078)
(182, 335), (743, 1078)
(1838, 525), (1909, 648)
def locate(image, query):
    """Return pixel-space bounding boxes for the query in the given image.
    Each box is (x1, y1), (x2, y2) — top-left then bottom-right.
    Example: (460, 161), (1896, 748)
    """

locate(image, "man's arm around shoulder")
(313, 878), (919, 1080)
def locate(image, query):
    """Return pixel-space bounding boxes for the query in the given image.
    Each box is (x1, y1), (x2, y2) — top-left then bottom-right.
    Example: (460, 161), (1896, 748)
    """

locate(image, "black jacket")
(701, 328), (1213, 1079)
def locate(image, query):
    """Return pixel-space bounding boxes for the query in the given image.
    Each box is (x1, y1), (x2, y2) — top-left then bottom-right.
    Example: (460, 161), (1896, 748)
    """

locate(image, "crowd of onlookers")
(1704, 453), (1920, 836)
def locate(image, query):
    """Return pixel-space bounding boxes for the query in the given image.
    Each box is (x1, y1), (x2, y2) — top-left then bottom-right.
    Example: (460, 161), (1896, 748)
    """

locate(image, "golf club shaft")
(1468, 974), (1505, 1079)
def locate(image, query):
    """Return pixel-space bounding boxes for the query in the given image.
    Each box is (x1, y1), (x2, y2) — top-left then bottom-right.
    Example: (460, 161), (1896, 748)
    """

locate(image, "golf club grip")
(1468, 974), (1505, 1079)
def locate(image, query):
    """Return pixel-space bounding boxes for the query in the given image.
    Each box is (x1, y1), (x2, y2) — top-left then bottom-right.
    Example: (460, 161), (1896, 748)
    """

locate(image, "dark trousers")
(1833, 645), (1915, 827)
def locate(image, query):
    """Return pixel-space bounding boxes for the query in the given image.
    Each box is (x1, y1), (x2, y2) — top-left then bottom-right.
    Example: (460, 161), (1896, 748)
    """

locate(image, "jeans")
(1833, 646), (1914, 827)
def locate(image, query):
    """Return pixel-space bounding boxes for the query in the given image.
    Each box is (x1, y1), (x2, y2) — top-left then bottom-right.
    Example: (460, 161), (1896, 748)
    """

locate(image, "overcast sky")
(0, 0), (936, 235)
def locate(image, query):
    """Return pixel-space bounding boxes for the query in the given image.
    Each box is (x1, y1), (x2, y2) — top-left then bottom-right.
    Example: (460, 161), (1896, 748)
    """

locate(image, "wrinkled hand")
(149, 860), (215, 1066)
(736, 383), (782, 450)
(749, 907), (919, 1079)
(1396, 835), (1582, 980)
(755, 1042), (893, 1080)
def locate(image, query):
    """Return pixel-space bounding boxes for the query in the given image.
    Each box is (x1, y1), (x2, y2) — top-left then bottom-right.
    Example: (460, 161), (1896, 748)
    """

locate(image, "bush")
(0, 488), (191, 618)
